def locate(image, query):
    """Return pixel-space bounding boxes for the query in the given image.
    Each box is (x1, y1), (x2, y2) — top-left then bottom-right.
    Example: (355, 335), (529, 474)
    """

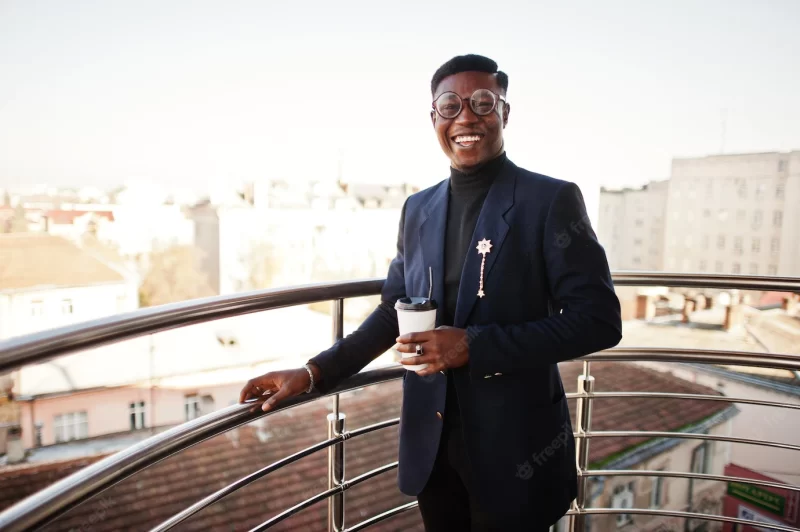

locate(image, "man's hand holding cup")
(396, 326), (469, 377)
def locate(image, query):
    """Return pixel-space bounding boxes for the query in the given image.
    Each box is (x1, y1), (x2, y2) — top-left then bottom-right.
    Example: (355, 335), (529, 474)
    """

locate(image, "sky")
(1, 0), (799, 211)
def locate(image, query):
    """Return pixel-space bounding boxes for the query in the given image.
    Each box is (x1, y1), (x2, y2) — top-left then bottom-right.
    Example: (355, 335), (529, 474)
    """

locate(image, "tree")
(139, 245), (214, 307)
(9, 205), (28, 233)
(246, 241), (284, 290)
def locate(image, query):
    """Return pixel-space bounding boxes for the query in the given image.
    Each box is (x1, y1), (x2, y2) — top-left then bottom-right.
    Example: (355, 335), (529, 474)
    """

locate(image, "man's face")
(431, 71), (509, 172)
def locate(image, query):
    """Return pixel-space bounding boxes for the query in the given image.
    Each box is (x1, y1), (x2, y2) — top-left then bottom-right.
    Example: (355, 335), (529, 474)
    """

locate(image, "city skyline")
(1, 0), (799, 205)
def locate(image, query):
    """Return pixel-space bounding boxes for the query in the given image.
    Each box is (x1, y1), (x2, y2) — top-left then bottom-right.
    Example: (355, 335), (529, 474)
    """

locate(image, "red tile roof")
(561, 361), (733, 464)
(45, 210), (114, 225)
(0, 362), (732, 530)
(0, 234), (125, 291)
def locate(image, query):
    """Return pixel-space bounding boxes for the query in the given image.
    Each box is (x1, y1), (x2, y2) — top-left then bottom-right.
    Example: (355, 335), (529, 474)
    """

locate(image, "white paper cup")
(395, 297), (437, 371)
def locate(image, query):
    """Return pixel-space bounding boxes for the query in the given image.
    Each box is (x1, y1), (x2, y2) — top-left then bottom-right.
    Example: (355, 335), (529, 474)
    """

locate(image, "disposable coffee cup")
(395, 297), (437, 371)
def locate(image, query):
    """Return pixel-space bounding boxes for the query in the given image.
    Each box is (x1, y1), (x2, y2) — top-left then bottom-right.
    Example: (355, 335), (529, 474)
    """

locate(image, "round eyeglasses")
(432, 89), (506, 119)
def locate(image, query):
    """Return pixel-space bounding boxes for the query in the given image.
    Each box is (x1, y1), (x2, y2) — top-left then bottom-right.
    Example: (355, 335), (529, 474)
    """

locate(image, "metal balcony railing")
(0, 273), (798, 532)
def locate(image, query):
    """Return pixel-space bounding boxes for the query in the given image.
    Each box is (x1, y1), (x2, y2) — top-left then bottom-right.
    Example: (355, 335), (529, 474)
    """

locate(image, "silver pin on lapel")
(476, 238), (492, 298)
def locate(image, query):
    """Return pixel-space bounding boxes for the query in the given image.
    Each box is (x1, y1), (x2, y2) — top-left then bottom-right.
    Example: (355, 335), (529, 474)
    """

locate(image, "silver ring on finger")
(415, 344), (423, 355)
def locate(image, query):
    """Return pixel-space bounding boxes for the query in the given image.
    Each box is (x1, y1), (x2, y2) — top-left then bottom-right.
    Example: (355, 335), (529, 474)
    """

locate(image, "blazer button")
(484, 374), (492, 379)
(495, 372), (503, 376)
(436, 411), (443, 420)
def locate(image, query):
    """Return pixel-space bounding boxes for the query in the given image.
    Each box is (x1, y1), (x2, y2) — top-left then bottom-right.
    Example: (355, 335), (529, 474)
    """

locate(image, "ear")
(502, 102), (510, 129)
(430, 110), (436, 128)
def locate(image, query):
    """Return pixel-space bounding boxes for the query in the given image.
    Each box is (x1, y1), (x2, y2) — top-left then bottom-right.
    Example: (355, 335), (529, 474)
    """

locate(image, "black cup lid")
(394, 297), (437, 311)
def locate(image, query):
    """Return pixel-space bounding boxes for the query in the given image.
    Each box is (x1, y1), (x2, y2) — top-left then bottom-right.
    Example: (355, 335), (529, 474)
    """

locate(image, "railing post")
(571, 361), (595, 532)
(327, 409), (346, 532)
(328, 298), (346, 532)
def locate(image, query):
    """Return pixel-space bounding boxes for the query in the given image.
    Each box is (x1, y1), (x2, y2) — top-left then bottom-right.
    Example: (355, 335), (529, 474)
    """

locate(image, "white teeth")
(455, 135), (481, 143)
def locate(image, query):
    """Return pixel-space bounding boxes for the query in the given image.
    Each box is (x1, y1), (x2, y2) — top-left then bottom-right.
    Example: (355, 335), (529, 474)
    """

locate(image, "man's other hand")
(239, 366), (316, 412)
(396, 326), (469, 376)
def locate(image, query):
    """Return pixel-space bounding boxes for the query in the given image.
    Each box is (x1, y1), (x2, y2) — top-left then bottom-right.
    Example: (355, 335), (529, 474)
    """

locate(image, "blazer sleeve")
(466, 182), (621, 377)
(308, 200), (408, 393)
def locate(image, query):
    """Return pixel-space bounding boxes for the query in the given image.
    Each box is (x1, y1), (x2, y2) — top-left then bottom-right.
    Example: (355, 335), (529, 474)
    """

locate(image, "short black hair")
(431, 54), (508, 96)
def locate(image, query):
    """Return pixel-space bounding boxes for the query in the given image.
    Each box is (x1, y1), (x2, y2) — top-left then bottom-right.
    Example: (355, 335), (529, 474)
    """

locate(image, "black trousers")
(416, 418), (551, 532)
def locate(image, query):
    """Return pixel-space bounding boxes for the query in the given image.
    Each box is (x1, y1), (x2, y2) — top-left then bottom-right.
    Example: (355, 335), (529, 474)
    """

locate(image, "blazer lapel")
(418, 180), (449, 326)
(453, 161), (516, 327)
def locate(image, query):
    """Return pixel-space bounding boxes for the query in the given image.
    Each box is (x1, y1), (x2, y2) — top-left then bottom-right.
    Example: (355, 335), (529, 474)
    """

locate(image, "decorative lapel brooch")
(476, 238), (492, 298)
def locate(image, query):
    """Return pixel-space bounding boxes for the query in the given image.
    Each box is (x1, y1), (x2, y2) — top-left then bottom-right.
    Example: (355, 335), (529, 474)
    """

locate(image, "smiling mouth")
(452, 134), (483, 148)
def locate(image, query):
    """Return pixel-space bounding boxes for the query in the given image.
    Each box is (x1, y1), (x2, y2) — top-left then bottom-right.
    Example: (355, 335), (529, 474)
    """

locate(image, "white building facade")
(599, 151), (800, 276)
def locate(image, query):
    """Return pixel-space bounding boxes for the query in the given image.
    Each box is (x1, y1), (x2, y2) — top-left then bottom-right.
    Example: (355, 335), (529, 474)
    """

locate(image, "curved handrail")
(587, 347), (800, 371)
(3, 348), (798, 531)
(0, 365), (405, 532)
(0, 272), (799, 531)
(610, 271), (800, 291)
(0, 278), (384, 374)
(1, 272), (798, 374)
(566, 508), (800, 532)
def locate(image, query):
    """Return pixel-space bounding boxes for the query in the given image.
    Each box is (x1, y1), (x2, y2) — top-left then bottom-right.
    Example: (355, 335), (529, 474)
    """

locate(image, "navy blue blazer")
(311, 158), (622, 526)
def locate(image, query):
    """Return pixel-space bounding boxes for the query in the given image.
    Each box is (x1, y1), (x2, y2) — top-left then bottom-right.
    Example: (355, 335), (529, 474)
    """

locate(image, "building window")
(752, 210), (763, 229)
(130, 401), (146, 430)
(185, 395), (201, 421)
(733, 237), (742, 255)
(773, 211), (782, 228)
(755, 183), (765, 200)
(61, 299), (73, 315)
(632, 257), (641, 265)
(752, 238), (761, 253)
(736, 209), (746, 223)
(691, 440), (713, 475)
(732, 263), (741, 274)
(768, 265), (778, 276)
(30, 300), (44, 317)
(717, 235), (725, 250)
(778, 160), (787, 172)
(634, 239), (643, 247)
(737, 182), (747, 198)
(703, 209), (710, 218)
(698, 260), (707, 272)
(54, 412), (88, 443)
(612, 482), (635, 527)
(776, 181), (785, 199)
(650, 474), (665, 508)
(702, 235), (710, 249)
(771, 238), (780, 255)
(715, 261), (723, 273)
(717, 209), (728, 222)
(634, 219), (644, 228)
(750, 263), (758, 275)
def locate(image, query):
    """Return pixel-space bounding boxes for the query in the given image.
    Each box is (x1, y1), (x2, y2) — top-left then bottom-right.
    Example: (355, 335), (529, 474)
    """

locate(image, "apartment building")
(599, 151), (800, 276)
(598, 180), (668, 271)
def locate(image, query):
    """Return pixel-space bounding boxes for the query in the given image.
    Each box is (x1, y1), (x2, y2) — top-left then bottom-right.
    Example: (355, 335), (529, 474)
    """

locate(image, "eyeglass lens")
(434, 89), (498, 119)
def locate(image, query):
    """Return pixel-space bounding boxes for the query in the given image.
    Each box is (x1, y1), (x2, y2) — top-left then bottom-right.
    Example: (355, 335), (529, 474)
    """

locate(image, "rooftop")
(0, 361), (733, 530)
(0, 234), (126, 292)
(621, 307), (800, 391)
(44, 210), (114, 225)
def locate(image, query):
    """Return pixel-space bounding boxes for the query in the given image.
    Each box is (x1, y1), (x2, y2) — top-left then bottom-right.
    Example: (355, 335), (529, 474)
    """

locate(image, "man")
(240, 54), (622, 531)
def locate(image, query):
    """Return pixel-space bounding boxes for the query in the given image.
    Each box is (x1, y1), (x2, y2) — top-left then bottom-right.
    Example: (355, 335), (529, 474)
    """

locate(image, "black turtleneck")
(443, 152), (507, 327)
(443, 151), (507, 426)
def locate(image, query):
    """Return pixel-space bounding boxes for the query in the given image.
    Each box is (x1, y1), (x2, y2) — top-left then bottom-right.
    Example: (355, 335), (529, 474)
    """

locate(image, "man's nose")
(455, 101), (479, 125)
